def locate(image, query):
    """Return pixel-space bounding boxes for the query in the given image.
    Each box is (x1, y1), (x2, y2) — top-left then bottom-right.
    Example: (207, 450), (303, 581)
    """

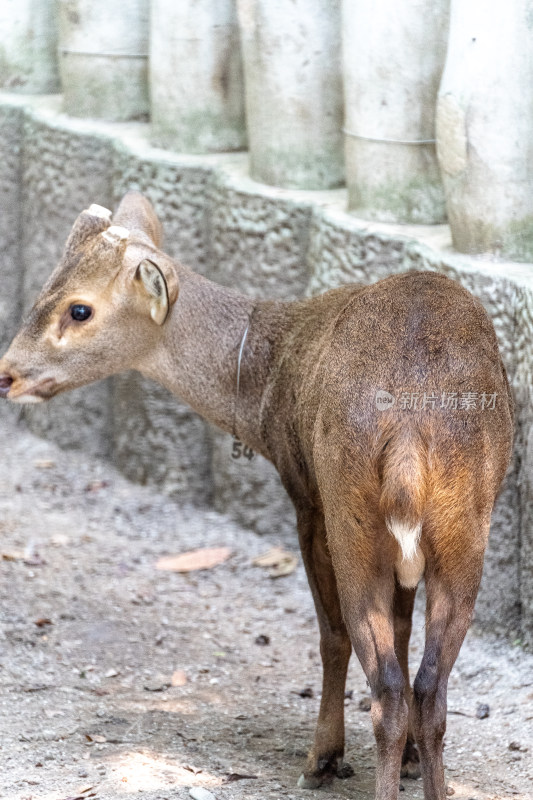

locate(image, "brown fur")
(0, 194), (514, 800)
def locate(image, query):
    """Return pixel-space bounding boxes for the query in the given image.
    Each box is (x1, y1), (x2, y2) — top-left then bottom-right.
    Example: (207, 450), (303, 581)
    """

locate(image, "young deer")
(0, 193), (514, 800)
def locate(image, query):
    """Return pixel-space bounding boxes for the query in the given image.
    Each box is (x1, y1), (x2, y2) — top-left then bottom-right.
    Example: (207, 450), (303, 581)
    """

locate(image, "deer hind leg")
(413, 518), (488, 800)
(393, 582), (421, 779)
(296, 509), (353, 789)
(326, 517), (409, 800)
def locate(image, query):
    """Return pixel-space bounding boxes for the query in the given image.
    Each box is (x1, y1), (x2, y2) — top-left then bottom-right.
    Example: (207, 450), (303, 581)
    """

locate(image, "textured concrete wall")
(19, 103), (114, 458)
(111, 141), (215, 502)
(0, 101), (23, 355)
(0, 93), (532, 643)
(0, 99), (24, 429)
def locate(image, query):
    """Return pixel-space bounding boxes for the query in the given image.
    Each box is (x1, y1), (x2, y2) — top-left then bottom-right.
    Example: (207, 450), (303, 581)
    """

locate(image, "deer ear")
(113, 192), (162, 246)
(136, 258), (178, 325)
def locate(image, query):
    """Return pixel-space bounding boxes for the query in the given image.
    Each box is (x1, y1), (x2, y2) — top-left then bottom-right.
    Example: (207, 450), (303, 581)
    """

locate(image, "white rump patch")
(387, 518), (425, 589)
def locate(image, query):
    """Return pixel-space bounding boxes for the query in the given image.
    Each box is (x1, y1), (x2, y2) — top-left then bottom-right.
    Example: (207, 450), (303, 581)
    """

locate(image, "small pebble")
(358, 696), (372, 712)
(189, 788), (216, 800)
(255, 634), (270, 646)
(476, 703), (490, 719)
(143, 678), (170, 692)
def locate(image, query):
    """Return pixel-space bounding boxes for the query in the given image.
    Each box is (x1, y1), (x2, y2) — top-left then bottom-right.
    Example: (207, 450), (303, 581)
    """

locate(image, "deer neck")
(137, 267), (288, 456)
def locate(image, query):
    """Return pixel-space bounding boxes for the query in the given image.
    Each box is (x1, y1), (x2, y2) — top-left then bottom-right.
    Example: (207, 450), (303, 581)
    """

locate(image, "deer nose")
(0, 374), (13, 397)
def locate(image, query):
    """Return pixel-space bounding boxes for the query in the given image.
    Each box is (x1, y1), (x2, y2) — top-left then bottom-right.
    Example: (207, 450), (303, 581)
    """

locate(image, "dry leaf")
(225, 773), (258, 782)
(252, 547), (298, 578)
(156, 547), (231, 573)
(171, 669), (188, 687)
(33, 459), (56, 469)
(50, 533), (70, 547)
(60, 794), (95, 800)
(2, 550), (24, 561)
(269, 557), (298, 578)
(252, 546), (292, 567)
(34, 617), (53, 628)
(85, 479), (109, 492)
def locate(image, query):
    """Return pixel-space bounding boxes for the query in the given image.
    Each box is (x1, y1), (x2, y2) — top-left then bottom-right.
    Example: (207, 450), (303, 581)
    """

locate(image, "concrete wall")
(0, 93), (532, 645)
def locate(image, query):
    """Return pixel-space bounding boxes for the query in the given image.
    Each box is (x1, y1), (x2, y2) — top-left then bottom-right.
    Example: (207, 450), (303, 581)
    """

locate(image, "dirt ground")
(0, 415), (532, 800)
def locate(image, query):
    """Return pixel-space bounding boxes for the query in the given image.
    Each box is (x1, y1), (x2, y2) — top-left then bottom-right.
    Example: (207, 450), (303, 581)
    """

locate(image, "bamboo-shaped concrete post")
(342, 0), (449, 223)
(150, 0), (246, 153)
(437, 0), (533, 261)
(237, 0), (344, 189)
(57, 0), (149, 121)
(0, 0), (59, 93)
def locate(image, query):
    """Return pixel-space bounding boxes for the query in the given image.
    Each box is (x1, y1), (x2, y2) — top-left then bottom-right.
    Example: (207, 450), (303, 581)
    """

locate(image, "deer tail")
(379, 426), (427, 588)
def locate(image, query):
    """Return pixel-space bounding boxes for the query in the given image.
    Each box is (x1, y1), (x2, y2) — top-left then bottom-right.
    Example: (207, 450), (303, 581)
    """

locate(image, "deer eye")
(70, 304), (93, 322)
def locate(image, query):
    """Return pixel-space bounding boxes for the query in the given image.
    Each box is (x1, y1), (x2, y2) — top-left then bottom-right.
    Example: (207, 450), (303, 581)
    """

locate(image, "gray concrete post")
(237, 0), (344, 189)
(436, 0), (533, 261)
(150, 0), (246, 153)
(342, 0), (449, 223)
(0, 0), (59, 92)
(57, 0), (149, 121)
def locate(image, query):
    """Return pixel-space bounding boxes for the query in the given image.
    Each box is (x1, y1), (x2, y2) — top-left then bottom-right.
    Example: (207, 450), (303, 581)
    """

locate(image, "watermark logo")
(375, 390), (396, 411)
(375, 390), (498, 412)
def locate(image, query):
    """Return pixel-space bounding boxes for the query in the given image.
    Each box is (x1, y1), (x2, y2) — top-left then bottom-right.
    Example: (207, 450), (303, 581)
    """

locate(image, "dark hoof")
(337, 761), (354, 779)
(298, 754), (351, 789)
(298, 772), (330, 789)
(401, 739), (421, 779)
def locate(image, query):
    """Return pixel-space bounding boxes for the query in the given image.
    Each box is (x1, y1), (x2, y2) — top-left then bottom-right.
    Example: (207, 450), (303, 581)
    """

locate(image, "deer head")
(0, 193), (179, 403)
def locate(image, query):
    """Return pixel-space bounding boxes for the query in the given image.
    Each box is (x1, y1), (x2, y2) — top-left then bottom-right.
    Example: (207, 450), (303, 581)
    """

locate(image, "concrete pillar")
(0, 0), (59, 92)
(150, 0), (246, 153)
(57, 0), (149, 121)
(342, 0), (449, 223)
(437, 0), (533, 261)
(237, 0), (344, 190)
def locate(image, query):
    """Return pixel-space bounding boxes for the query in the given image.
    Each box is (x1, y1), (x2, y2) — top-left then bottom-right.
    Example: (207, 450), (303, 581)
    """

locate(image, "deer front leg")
(296, 509), (353, 789)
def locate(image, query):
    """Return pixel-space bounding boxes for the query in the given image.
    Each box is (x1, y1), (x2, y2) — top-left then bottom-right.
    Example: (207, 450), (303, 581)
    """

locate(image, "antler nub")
(102, 225), (130, 245)
(87, 204), (112, 220)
